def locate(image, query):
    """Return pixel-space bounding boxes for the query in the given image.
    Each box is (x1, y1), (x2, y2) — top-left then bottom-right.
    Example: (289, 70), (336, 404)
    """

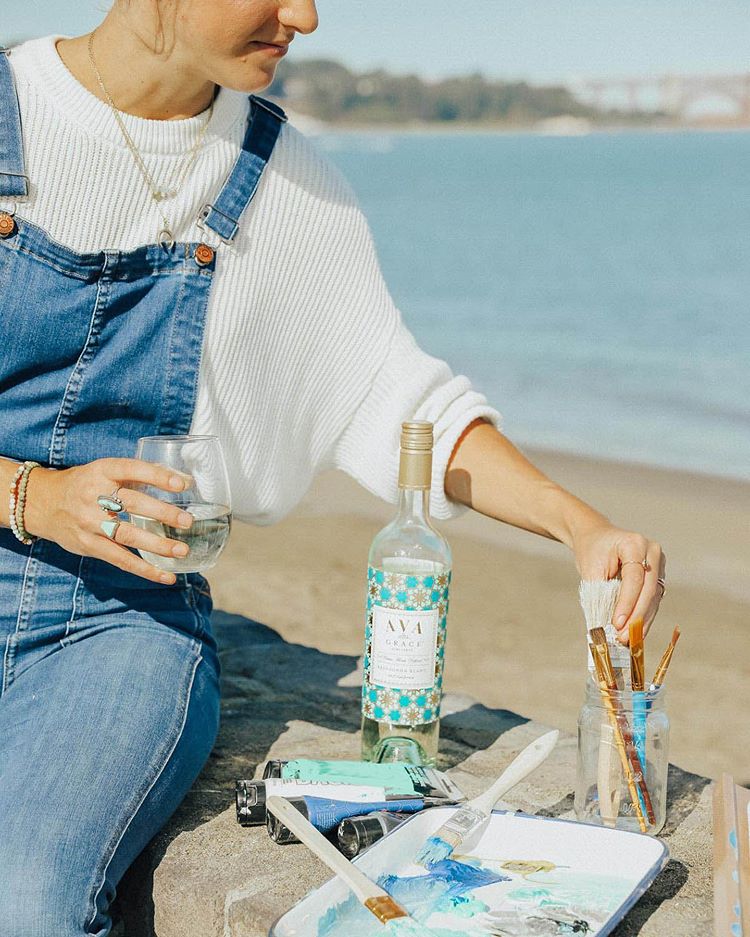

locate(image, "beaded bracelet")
(8, 460), (41, 545)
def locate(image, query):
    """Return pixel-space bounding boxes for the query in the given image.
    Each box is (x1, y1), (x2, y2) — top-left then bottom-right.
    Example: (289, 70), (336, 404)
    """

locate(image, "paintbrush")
(629, 618), (648, 820)
(590, 627), (656, 830)
(416, 729), (559, 867)
(596, 723), (622, 828)
(579, 580), (629, 687)
(589, 636), (648, 832)
(650, 626), (681, 689)
(265, 796), (443, 937)
(579, 580), (627, 825)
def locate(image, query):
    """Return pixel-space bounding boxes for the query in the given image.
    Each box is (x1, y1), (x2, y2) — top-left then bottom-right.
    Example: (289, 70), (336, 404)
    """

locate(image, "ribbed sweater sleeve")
(333, 318), (502, 519)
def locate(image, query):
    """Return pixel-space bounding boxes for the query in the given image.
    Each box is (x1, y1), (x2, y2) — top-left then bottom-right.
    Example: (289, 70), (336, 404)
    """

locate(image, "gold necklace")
(87, 30), (215, 248)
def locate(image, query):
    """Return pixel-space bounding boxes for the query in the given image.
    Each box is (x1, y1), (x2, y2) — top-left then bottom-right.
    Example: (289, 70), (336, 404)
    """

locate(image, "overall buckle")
(197, 204), (238, 246)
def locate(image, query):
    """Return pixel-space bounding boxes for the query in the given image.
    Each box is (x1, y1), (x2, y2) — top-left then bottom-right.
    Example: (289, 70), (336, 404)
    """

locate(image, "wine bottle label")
(371, 605), (439, 688)
(362, 566), (450, 727)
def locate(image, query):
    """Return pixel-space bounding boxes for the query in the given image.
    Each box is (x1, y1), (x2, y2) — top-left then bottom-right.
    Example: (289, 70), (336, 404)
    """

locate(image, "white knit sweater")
(4, 37), (501, 523)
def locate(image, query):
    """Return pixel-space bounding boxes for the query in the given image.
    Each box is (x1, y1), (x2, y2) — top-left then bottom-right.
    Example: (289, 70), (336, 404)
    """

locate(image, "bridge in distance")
(570, 73), (750, 123)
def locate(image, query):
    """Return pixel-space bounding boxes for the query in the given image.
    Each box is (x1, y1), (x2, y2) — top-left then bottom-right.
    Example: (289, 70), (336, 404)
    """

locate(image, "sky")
(2, 0), (748, 83)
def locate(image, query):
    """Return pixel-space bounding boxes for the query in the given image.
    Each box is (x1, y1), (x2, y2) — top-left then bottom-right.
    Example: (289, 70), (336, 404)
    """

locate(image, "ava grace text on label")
(370, 605), (439, 689)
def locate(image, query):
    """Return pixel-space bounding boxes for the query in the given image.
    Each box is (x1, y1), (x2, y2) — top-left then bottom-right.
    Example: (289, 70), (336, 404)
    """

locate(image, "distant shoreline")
(294, 117), (750, 137)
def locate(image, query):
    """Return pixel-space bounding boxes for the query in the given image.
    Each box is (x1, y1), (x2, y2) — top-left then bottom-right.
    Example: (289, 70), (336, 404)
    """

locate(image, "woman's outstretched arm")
(445, 419), (666, 638)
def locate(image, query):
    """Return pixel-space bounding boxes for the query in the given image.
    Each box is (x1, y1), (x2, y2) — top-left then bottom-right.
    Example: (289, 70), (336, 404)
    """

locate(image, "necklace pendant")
(158, 228), (176, 251)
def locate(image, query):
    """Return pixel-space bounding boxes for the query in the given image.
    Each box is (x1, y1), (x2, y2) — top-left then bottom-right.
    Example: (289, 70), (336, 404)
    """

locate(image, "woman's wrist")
(23, 466), (59, 540)
(544, 482), (613, 551)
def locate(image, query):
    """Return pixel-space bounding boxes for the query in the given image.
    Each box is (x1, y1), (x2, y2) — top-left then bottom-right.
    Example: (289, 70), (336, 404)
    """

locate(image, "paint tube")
(266, 796), (425, 845)
(261, 758), (464, 804)
(337, 811), (412, 859)
(236, 778), (408, 827)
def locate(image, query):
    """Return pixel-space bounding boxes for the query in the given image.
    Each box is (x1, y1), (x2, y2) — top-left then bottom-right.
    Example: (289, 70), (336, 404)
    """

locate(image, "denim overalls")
(0, 50), (285, 936)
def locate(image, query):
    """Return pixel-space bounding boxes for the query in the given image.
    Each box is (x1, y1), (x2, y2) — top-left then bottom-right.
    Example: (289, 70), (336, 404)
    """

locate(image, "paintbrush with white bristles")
(415, 729), (559, 868)
(579, 579), (629, 684)
(266, 796), (442, 936)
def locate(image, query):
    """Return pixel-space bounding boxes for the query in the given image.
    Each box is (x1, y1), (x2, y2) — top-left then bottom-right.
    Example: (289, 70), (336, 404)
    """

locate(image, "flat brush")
(590, 627), (656, 829)
(579, 579), (628, 685)
(580, 579), (626, 824)
(265, 796), (442, 936)
(416, 729), (559, 867)
(650, 626), (681, 689)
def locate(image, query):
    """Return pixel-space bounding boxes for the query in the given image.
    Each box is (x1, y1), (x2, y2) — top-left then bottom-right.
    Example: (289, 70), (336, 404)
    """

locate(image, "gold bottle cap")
(398, 421), (433, 489)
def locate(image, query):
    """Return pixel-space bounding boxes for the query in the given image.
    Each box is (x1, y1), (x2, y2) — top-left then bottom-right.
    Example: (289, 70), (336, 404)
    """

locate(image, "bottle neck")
(396, 486), (431, 523)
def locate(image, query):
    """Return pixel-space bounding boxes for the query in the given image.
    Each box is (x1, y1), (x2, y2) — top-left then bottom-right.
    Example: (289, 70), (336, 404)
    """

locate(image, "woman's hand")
(444, 422), (668, 643)
(572, 521), (666, 642)
(23, 458), (195, 585)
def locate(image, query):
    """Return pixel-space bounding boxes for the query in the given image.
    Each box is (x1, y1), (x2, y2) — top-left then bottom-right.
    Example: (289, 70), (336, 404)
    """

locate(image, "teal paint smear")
(387, 919), (454, 936)
(508, 886), (554, 902)
(433, 894), (489, 918)
(317, 860), (504, 937)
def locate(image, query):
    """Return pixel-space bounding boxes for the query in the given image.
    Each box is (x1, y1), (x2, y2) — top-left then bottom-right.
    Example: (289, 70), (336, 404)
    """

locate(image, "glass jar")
(575, 677), (669, 835)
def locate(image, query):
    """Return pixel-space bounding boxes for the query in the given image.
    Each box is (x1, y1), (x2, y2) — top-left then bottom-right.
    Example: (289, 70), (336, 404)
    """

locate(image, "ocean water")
(317, 129), (750, 481)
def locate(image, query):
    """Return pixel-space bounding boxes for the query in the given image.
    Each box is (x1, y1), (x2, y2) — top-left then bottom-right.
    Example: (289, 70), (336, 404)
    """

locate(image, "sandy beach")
(208, 446), (750, 783)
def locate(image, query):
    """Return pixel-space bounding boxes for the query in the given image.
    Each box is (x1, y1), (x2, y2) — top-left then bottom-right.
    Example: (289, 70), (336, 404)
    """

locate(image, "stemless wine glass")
(130, 435), (232, 574)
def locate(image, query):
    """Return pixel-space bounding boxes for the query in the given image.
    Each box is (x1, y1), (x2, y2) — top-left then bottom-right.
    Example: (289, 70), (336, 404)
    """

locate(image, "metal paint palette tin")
(269, 807), (668, 936)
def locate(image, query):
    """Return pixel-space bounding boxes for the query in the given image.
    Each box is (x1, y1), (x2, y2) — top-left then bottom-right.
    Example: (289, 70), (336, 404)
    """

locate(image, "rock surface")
(112, 613), (713, 936)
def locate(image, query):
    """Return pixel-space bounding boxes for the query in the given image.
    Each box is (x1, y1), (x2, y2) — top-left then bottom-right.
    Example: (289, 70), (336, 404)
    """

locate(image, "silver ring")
(97, 487), (124, 514)
(100, 518), (120, 540)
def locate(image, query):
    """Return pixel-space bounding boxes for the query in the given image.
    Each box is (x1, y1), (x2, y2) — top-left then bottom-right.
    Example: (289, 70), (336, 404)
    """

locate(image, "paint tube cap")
(262, 760), (286, 779)
(266, 797), (307, 844)
(235, 780), (267, 826)
(337, 812), (411, 859)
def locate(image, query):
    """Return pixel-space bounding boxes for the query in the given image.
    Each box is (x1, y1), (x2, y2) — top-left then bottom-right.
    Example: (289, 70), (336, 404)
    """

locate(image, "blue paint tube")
(266, 796), (424, 845)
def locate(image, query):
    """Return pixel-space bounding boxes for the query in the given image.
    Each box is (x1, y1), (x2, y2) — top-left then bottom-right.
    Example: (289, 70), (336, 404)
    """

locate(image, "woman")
(0, 1), (665, 933)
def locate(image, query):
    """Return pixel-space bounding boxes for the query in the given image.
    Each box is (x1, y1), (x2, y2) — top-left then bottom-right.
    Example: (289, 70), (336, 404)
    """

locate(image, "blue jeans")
(0, 541), (221, 937)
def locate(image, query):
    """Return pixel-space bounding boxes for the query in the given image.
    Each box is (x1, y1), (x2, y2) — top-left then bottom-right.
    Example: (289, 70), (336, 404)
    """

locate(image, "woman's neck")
(56, 8), (216, 120)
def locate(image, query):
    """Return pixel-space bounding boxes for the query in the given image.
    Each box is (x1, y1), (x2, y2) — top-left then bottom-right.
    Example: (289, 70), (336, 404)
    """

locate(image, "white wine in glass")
(131, 435), (232, 574)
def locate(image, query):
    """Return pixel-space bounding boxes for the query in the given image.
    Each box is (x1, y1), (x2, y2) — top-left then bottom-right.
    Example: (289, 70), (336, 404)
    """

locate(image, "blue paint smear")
(380, 859), (507, 920)
(317, 860), (506, 937)
(416, 835), (454, 867)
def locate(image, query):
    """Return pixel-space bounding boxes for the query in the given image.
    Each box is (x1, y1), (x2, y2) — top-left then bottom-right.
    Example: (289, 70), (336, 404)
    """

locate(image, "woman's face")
(146, 0), (319, 91)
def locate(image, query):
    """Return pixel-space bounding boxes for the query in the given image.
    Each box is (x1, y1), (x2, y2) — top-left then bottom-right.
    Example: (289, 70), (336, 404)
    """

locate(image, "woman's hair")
(117, 0), (175, 55)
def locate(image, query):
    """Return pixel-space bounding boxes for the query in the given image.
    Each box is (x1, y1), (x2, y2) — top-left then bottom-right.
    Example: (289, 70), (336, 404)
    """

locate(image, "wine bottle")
(360, 421), (452, 766)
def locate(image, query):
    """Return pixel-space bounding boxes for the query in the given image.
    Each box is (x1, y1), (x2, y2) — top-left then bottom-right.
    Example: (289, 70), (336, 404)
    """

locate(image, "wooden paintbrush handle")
(598, 689), (649, 832)
(478, 729), (559, 812)
(614, 707), (657, 825)
(266, 796), (389, 905)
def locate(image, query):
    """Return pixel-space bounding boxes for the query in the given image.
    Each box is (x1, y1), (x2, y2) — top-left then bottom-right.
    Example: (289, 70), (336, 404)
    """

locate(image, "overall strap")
(199, 95), (286, 244)
(0, 50), (29, 199)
